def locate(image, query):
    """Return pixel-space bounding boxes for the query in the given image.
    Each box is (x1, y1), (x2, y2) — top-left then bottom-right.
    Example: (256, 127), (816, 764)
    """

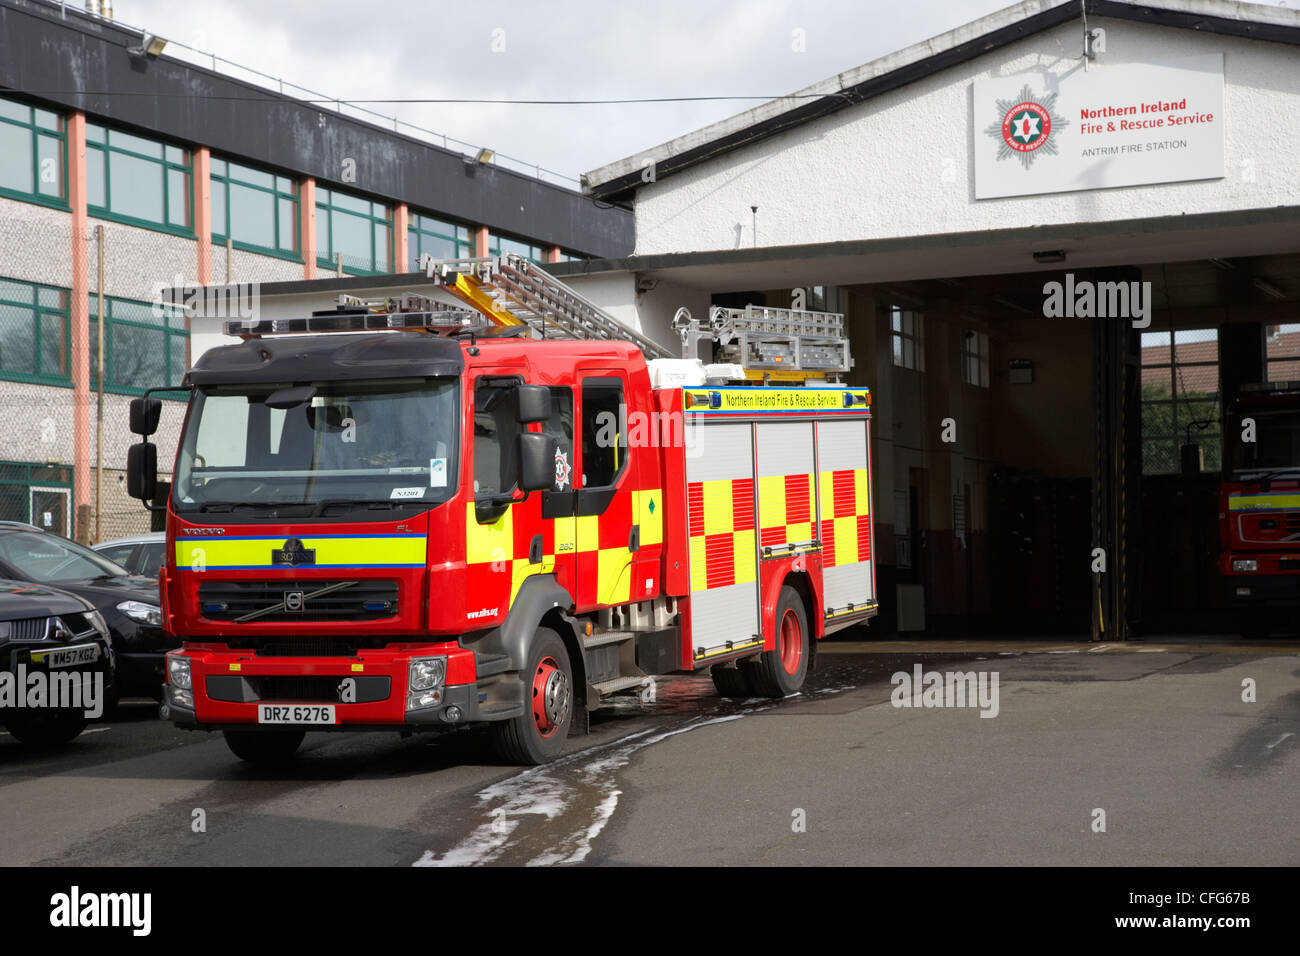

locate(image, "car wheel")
(5, 710), (88, 747)
(490, 627), (573, 765)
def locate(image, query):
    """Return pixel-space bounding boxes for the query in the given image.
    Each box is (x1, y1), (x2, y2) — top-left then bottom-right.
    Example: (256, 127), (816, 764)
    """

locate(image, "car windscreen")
(0, 531), (129, 583)
(173, 377), (459, 510)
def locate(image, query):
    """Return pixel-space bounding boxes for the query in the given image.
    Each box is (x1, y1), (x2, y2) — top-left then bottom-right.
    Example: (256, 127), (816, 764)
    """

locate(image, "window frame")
(88, 294), (190, 398)
(960, 328), (990, 388)
(1140, 328), (1221, 475)
(408, 212), (474, 269)
(890, 306), (924, 371)
(210, 156), (301, 262)
(489, 232), (546, 264)
(315, 186), (393, 276)
(1263, 323), (1300, 384)
(0, 277), (72, 387)
(0, 96), (68, 210)
(85, 123), (193, 236)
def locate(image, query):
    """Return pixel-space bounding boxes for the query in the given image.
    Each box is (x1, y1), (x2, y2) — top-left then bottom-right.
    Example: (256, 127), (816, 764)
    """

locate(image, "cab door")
(573, 372), (642, 611)
(465, 373), (575, 620)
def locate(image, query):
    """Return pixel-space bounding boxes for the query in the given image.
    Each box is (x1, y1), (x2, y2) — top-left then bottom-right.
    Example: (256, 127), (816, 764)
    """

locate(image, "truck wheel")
(223, 729), (305, 763)
(747, 585), (810, 698)
(5, 711), (87, 747)
(491, 627), (573, 765)
(710, 663), (754, 698)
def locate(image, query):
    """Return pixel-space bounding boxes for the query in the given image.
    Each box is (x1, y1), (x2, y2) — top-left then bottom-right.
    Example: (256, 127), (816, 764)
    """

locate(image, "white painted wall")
(631, 17), (1299, 256)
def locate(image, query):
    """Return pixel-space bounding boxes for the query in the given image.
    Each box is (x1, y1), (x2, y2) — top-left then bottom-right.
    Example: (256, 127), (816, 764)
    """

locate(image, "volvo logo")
(271, 537), (316, 566)
(284, 591), (305, 612)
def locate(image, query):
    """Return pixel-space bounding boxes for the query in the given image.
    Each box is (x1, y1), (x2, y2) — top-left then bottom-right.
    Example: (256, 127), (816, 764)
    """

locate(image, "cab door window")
(473, 380), (519, 496)
(544, 387), (574, 491)
(581, 378), (626, 489)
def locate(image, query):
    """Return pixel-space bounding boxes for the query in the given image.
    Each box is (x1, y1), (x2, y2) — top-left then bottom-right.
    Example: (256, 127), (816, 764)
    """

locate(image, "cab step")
(581, 629), (635, 649)
(589, 675), (656, 703)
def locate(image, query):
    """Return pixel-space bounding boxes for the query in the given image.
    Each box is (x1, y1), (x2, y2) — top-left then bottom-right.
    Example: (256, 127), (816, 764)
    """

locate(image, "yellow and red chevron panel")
(817, 468), (873, 567)
(686, 478), (756, 590)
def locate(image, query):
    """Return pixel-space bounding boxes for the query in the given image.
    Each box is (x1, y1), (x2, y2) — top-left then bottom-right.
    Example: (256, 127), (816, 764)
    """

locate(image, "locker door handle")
(529, 534), (543, 564)
(628, 525), (640, 553)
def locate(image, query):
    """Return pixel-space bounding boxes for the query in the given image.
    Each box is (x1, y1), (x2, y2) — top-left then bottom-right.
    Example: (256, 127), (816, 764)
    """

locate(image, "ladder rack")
(420, 253), (674, 360)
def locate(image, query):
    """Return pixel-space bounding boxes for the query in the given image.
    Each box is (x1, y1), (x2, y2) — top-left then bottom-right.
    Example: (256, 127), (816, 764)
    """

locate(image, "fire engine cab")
(128, 254), (876, 764)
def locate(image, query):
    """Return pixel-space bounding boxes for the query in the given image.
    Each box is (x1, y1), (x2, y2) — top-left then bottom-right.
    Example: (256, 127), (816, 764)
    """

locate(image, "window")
(0, 461), (72, 532)
(544, 388), (575, 491)
(581, 379), (626, 488)
(85, 123), (191, 233)
(211, 157), (298, 258)
(316, 187), (391, 274)
(890, 306), (924, 371)
(0, 278), (70, 386)
(1264, 324), (1300, 382)
(961, 329), (990, 388)
(0, 95), (66, 207)
(473, 380), (519, 497)
(409, 213), (473, 269)
(88, 296), (189, 394)
(1141, 329), (1220, 474)
(490, 233), (546, 264)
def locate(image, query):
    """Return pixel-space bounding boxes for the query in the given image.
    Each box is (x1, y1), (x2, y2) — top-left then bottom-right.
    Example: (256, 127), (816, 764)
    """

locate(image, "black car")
(0, 580), (113, 746)
(0, 525), (170, 702)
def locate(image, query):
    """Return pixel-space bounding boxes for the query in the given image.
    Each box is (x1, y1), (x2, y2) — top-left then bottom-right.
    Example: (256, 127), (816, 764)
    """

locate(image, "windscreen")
(173, 378), (459, 511)
(1229, 407), (1300, 474)
(0, 531), (128, 583)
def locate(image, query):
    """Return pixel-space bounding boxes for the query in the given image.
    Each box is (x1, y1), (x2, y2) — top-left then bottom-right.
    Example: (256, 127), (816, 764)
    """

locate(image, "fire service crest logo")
(985, 83), (1068, 170)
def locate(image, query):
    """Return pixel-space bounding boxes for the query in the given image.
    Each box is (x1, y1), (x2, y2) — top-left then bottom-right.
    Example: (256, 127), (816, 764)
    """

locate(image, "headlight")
(409, 657), (446, 692)
(407, 656), (446, 712)
(167, 656), (192, 690)
(1232, 559), (1259, 572)
(117, 600), (162, 626)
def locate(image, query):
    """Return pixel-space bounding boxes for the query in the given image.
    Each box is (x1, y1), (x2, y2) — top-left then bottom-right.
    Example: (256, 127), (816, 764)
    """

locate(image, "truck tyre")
(710, 663), (754, 698)
(491, 627), (573, 765)
(5, 710), (87, 747)
(223, 728), (305, 763)
(747, 585), (810, 698)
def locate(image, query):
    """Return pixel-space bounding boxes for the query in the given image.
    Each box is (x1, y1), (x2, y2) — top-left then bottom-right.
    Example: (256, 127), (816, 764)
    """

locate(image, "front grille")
(4, 617), (50, 641)
(248, 676), (350, 703)
(199, 580), (399, 622)
(224, 635), (392, 657)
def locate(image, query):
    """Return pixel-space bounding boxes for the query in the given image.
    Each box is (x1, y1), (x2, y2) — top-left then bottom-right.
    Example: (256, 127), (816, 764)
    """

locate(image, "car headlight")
(1232, 558), (1259, 572)
(167, 656), (192, 690)
(117, 600), (162, 626)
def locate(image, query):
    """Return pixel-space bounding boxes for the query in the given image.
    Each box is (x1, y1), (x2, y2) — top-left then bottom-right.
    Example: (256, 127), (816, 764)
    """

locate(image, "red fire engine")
(128, 254), (876, 764)
(1218, 381), (1300, 635)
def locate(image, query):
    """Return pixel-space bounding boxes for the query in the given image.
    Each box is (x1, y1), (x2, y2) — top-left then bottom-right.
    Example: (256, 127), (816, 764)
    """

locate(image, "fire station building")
(553, 0), (1300, 639)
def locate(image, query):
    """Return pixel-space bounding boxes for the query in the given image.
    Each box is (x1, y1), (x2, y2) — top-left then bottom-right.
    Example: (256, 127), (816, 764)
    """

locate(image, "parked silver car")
(93, 532), (165, 579)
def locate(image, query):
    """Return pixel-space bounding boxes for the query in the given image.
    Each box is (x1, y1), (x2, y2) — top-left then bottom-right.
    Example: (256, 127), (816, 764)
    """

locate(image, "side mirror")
(519, 433), (557, 492)
(129, 397), (162, 436)
(1180, 443), (1203, 478)
(517, 385), (551, 425)
(127, 442), (158, 502)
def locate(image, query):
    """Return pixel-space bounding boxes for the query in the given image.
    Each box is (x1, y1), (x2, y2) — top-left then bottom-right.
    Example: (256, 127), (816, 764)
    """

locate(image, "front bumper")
(163, 643), (524, 731)
(1224, 574), (1300, 607)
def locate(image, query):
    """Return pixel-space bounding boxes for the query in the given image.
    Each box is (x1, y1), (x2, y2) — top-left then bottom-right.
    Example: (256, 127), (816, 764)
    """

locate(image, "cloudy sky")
(110, 0), (1289, 185)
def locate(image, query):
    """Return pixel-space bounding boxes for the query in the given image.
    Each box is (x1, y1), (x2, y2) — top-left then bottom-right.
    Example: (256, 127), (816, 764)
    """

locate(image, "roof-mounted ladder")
(419, 253), (674, 360)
